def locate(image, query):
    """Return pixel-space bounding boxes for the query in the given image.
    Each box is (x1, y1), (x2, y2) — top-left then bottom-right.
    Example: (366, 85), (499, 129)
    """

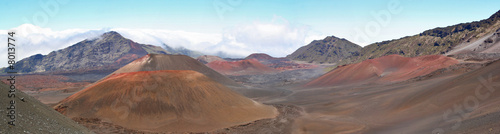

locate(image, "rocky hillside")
(245, 53), (275, 60)
(356, 9), (500, 63)
(286, 36), (362, 64)
(6, 31), (172, 74)
(0, 82), (93, 133)
(288, 10), (500, 66)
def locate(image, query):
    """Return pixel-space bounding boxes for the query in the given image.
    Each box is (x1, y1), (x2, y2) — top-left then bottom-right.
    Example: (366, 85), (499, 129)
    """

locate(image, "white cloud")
(0, 24), (108, 68)
(206, 16), (326, 58)
(0, 17), (326, 68)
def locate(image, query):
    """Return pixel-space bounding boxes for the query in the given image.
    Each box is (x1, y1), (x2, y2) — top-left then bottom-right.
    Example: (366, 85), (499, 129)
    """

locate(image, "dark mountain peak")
(98, 31), (126, 41)
(287, 35), (361, 64)
(312, 36), (358, 48)
(488, 9), (500, 20)
(323, 35), (341, 41)
(31, 54), (44, 58)
(101, 31), (122, 37)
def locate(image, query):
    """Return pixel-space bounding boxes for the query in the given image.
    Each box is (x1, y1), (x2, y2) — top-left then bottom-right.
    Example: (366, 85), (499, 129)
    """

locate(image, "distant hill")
(244, 53), (318, 71)
(245, 53), (275, 60)
(4, 31), (203, 74)
(5, 31), (171, 74)
(287, 36), (362, 64)
(288, 9), (500, 66)
(304, 55), (458, 87)
(206, 59), (278, 76)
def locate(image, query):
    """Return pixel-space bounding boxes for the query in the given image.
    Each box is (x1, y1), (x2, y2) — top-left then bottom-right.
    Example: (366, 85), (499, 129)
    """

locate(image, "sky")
(0, 0), (500, 67)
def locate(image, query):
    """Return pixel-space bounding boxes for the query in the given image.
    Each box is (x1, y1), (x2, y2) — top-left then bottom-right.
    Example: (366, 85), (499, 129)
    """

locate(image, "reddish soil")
(245, 53), (318, 71)
(100, 54), (239, 86)
(55, 70), (277, 133)
(114, 54), (140, 65)
(206, 59), (279, 76)
(305, 55), (459, 87)
(0, 75), (90, 92)
(72, 104), (302, 134)
(271, 60), (318, 71)
(128, 41), (148, 56)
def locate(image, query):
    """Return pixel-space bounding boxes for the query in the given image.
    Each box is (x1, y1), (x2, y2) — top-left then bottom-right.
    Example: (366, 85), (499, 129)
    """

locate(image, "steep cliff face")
(9, 31), (170, 73)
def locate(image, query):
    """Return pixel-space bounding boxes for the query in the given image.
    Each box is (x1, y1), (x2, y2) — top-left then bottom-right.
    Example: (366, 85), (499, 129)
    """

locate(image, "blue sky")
(2, 0), (499, 35)
(0, 0), (499, 67)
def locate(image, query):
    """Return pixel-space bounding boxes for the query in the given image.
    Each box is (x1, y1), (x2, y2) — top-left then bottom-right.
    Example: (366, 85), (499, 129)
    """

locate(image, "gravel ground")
(72, 104), (303, 134)
(0, 82), (93, 134)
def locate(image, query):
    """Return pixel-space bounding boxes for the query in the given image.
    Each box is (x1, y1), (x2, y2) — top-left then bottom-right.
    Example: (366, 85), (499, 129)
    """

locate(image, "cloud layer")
(0, 17), (325, 67)
(0, 24), (109, 68)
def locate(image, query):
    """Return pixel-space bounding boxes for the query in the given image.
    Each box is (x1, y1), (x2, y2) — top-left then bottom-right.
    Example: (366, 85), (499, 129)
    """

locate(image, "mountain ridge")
(3, 31), (202, 74)
(288, 9), (500, 66)
(286, 35), (362, 64)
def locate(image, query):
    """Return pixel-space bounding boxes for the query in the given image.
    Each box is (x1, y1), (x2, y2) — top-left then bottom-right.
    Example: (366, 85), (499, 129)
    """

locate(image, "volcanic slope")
(288, 10), (500, 66)
(448, 27), (500, 54)
(101, 54), (239, 86)
(305, 54), (458, 87)
(54, 70), (277, 132)
(284, 58), (500, 134)
(206, 59), (278, 76)
(7, 31), (171, 74)
(382, 58), (500, 134)
(244, 53), (318, 71)
(0, 82), (93, 134)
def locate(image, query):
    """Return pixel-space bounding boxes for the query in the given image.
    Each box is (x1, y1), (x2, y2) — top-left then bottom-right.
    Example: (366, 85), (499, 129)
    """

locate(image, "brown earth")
(99, 54), (240, 86)
(0, 82), (93, 134)
(71, 104), (302, 134)
(267, 59), (500, 134)
(54, 70), (277, 133)
(245, 53), (276, 60)
(305, 54), (459, 87)
(206, 59), (279, 76)
(0, 74), (92, 105)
